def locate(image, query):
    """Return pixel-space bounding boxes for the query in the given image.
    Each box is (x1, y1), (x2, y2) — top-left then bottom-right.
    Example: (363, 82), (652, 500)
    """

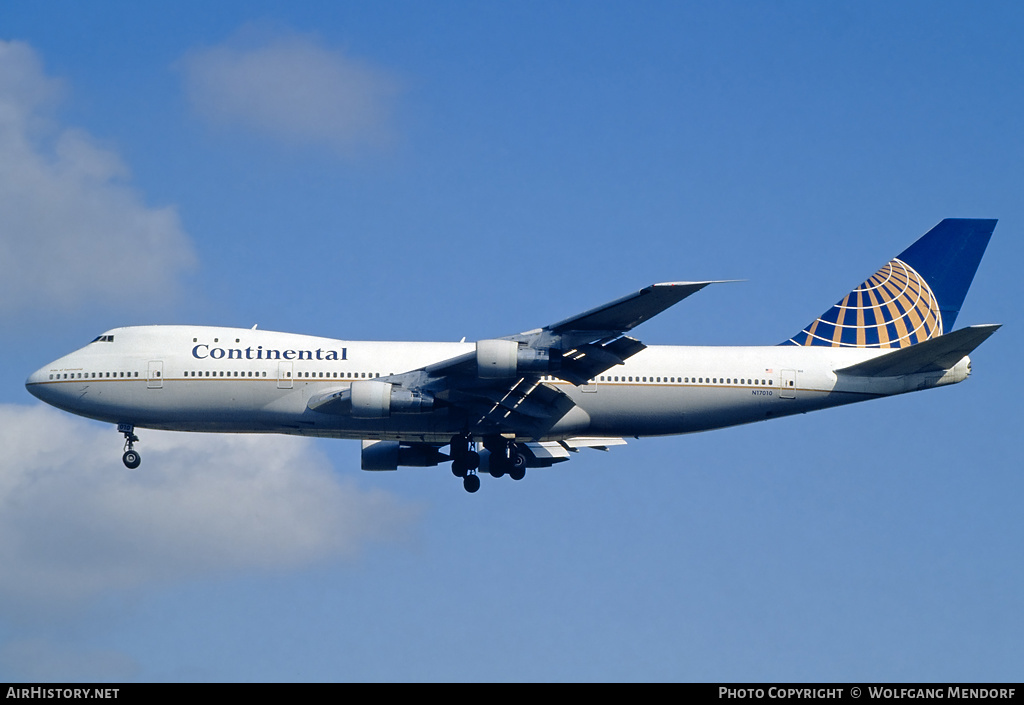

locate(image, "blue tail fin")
(783, 219), (996, 348)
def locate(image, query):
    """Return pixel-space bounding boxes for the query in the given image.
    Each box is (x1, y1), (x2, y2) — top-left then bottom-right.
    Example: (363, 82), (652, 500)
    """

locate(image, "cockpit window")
(90, 335), (115, 343)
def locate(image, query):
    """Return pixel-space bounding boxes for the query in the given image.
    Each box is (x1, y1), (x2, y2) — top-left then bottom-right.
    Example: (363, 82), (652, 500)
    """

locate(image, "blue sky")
(0, 1), (1021, 682)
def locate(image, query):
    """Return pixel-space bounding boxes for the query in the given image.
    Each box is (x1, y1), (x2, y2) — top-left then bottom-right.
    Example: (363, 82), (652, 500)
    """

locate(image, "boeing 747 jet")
(26, 219), (999, 492)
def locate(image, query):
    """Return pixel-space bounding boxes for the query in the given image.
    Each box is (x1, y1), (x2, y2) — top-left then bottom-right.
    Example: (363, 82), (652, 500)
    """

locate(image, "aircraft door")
(780, 369), (796, 399)
(147, 360), (163, 389)
(278, 361), (293, 389)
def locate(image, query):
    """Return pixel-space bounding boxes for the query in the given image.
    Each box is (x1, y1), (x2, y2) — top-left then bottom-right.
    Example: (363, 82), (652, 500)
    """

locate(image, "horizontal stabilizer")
(835, 324), (1000, 377)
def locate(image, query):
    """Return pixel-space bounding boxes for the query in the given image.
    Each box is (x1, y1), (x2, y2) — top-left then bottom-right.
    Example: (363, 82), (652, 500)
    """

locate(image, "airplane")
(26, 218), (999, 493)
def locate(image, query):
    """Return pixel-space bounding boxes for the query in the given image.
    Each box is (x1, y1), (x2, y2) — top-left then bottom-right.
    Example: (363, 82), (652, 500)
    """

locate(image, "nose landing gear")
(118, 423), (141, 469)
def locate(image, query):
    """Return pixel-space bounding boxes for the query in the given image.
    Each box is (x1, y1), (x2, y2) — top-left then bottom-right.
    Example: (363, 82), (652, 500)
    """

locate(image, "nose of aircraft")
(26, 366), (46, 399)
(25, 363), (57, 404)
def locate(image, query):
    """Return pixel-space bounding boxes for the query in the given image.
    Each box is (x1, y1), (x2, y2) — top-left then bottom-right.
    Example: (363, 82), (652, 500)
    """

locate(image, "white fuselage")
(25, 325), (970, 443)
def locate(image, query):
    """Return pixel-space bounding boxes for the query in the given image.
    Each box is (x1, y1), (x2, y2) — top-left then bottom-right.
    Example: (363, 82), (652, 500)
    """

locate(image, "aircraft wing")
(504, 280), (725, 382)
(546, 281), (720, 338)
(310, 281), (722, 437)
(517, 280), (725, 384)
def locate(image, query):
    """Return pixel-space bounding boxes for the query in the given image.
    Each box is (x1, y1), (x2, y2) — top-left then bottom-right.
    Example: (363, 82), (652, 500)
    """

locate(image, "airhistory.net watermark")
(6, 689), (118, 699)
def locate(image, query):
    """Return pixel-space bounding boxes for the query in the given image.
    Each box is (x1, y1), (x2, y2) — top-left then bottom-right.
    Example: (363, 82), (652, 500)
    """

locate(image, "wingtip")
(651, 279), (744, 287)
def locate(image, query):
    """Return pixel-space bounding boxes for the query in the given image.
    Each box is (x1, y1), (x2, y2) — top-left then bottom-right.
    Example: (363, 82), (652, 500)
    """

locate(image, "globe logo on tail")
(787, 258), (943, 348)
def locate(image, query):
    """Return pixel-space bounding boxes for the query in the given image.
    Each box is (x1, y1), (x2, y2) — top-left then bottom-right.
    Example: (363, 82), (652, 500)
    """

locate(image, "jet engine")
(361, 440), (447, 471)
(476, 339), (558, 379)
(350, 380), (434, 418)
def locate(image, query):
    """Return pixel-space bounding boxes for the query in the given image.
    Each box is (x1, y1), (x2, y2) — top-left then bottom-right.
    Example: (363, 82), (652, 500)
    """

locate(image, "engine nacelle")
(476, 339), (557, 379)
(361, 440), (447, 471)
(350, 380), (434, 419)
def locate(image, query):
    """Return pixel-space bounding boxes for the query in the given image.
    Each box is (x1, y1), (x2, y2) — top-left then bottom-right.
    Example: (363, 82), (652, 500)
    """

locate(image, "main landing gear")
(486, 437), (528, 482)
(449, 434), (528, 493)
(119, 423), (141, 469)
(449, 433), (481, 493)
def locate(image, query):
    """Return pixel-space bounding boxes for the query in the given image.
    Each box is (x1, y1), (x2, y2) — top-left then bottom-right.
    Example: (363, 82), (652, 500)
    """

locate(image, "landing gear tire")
(119, 423), (141, 469)
(463, 473), (481, 493)
(451, 450), (479, 477)
(509, 449), (527, 471)
(489, 457), (507, 478)
(508, 448), (527, 480)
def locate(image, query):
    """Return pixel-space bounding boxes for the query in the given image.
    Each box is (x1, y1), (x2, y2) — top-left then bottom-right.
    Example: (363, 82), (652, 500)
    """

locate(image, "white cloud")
(0, 40), (196, 315)
(178, 28), (399, 153)
(0, 403), (418, 610)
